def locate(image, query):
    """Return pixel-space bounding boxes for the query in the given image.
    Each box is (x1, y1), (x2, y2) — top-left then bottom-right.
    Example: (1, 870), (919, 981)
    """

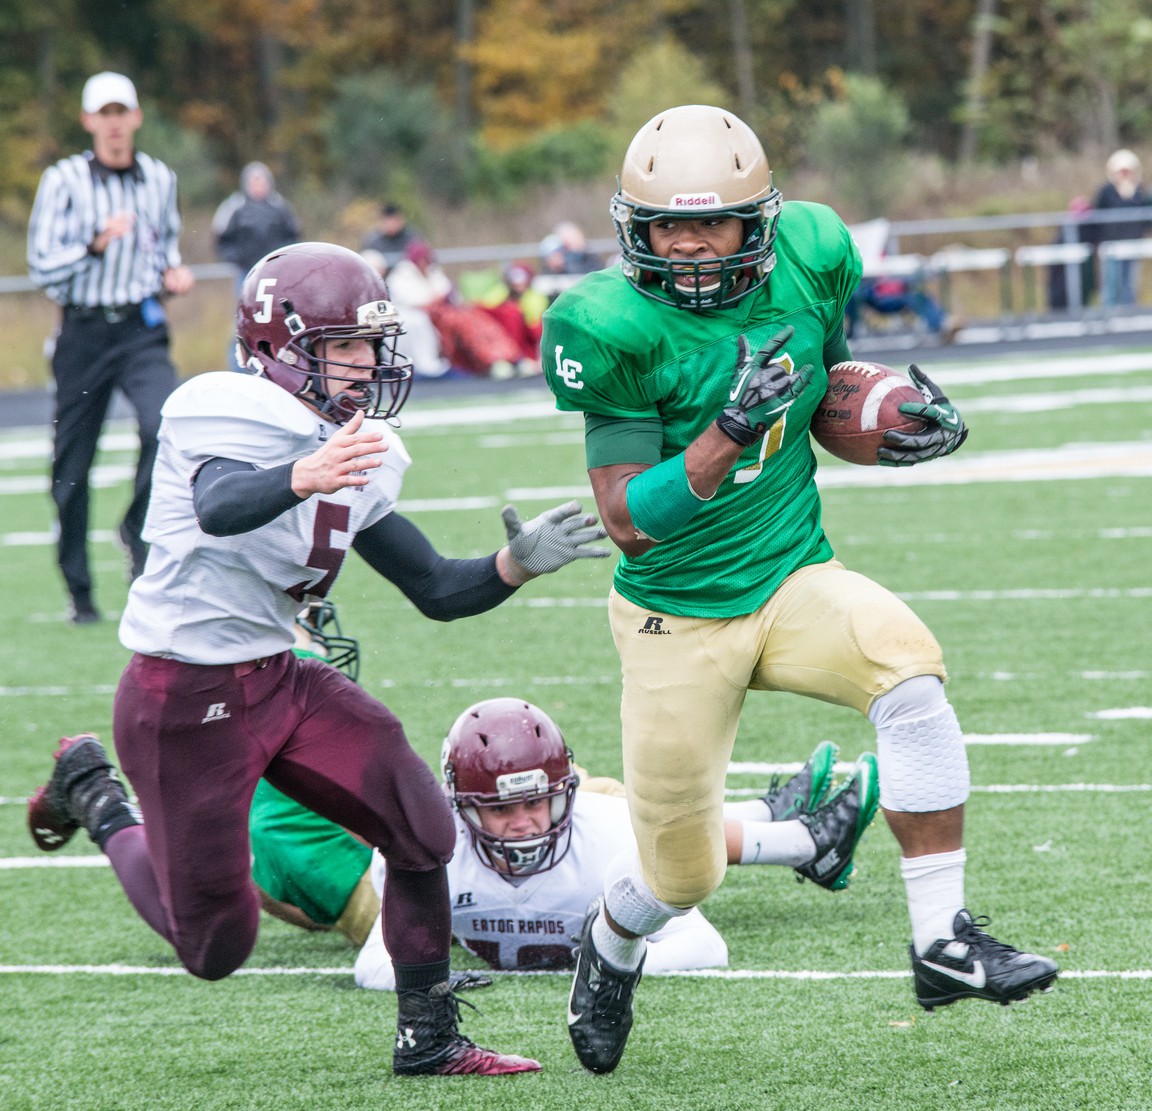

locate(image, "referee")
(27, 71), (195, 624)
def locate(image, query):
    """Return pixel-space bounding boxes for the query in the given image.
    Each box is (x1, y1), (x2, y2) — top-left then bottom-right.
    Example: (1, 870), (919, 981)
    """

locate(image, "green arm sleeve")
(584, 413), (664, 469)
(625, 453), (709, 542)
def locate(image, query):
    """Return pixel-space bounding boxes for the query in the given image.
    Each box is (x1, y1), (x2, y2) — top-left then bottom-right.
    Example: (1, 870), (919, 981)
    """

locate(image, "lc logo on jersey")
(553, 345), (584, 390)
(201, 702), (232, 724)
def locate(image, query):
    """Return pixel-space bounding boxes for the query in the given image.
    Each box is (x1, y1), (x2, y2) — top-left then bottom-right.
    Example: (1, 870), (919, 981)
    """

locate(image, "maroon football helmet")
(235, 242), (413, 423)
(441, 698), (578, 877)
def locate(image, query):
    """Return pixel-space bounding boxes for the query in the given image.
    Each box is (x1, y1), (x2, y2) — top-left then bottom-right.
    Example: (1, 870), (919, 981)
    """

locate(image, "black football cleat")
(793, 752), (879, 891)
(69, 595), (101, 625)
(28, 734), (140, 851)
(393, 980), (541, 1076)
(567, 898), (645, 1074)
(911, 909), (1059, 1011)
(762, 739), (839, 821)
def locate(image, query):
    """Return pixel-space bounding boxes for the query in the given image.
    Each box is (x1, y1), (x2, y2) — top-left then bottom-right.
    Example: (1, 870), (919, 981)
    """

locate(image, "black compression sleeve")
(193, 457), (304, 536)
(353, 512), (516, 621)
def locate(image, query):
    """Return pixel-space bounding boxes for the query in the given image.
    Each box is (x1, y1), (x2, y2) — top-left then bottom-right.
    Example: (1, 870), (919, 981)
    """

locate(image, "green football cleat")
(761, 739), (839, 821)
(794, 752), (879, 891)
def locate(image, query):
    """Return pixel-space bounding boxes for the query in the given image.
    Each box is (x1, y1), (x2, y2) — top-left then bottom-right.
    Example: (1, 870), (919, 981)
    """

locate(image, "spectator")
(844, 275), (962, 344)
(380, 241), (452, 378)
(213, 161), (300, 370)
(1047, 196), (1096, 311)
(360, 202), (420, 269)
(1084, 149), (1149, 307)
(478, 262), (548, 375)
(387, 240), (521, 379)
(845, 218), (960, 342)
(212, 162), (301, 289)
(542, 220), (604, 275)
(359, 248), (389, 283)
(26, 70), (195, 624)
(360, 247), (455, 381)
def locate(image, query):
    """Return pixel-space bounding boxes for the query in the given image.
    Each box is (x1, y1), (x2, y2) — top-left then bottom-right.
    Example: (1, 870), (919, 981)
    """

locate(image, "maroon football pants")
(111, 650), (455, 980)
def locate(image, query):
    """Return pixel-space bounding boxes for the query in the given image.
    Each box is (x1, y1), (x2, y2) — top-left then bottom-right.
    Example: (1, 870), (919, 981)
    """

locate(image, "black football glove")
(715, 326), (814, 448)
(877, 364), (969, 467)
(448, 969), (494, 992)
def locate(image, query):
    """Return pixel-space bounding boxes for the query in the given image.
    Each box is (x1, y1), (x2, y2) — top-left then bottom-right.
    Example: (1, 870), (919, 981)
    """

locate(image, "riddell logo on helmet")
(669, 193), (722, 208)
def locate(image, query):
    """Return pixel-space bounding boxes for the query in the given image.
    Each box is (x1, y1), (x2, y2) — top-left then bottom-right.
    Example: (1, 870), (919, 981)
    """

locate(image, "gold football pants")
(609, 560), (945, 908)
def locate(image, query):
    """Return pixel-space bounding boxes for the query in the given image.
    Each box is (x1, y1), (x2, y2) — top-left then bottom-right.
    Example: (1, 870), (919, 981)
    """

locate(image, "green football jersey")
(541, 200), (861, 618)
(249, 779), (371, 925)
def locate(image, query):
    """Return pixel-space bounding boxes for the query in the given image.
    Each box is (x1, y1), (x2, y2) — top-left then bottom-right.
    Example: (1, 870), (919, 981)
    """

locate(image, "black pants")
(50, 306), (176, 601)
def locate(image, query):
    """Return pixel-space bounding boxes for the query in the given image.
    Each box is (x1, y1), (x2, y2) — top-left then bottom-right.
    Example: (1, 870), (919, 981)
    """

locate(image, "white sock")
(739, 819), (816, 866)
(592, 907), (646, 971)
(902, 849), (967, 955)
(724, 798), (774, 822)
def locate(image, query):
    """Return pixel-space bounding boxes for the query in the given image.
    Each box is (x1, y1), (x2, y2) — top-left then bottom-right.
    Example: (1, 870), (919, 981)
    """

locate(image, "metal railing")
(6, 206), (1152, 317)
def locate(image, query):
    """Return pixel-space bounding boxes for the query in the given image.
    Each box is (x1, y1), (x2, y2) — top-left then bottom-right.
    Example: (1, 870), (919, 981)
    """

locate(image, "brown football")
(810, 361), (927, 466)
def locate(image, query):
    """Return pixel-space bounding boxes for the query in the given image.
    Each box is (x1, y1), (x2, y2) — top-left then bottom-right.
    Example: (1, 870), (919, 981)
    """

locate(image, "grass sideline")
(2, 353), (1152, 1109)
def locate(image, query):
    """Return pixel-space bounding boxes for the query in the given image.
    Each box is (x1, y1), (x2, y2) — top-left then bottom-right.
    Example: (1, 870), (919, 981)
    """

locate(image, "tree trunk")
(729, 0), (757, 123)
(959, 0), (996, 166)
(845, 0), (877, 76)
(35, 25), (57, 164)
(455, 0), (475, 136)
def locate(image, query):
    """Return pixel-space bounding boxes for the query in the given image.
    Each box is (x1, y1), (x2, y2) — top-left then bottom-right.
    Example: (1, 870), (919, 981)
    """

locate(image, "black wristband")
(714, 410), (760, 448)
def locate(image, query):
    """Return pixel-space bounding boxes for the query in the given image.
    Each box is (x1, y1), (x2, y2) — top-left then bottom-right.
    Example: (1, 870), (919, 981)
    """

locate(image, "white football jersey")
(446, 790), (632, 971)
(119, 372), (410, 664)
(356, 791), (726, 989)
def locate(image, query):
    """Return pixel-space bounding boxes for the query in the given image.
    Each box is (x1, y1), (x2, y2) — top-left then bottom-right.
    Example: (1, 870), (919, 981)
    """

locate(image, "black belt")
(64, 302), (142, 323)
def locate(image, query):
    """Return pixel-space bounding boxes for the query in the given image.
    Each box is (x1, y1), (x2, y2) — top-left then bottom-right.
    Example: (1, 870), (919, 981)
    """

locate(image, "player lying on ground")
(540, 105), (1057, 1074)
(249, 692), (879, 988)
(26, 242), (613, 1078)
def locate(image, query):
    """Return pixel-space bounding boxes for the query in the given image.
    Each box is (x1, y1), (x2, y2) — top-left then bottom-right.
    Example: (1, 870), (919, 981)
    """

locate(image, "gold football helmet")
(611, 104), (782, 309)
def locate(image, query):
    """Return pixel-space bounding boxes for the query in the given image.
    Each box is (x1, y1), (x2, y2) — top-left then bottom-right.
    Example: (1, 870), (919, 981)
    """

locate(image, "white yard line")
(1, 667), (1148, 696)
(21, 588), (1115, 610)
(5, 778), (1149, 811)
(0, 856), (109, 867)
(2, 348), (1151, 460)
(0, 963), (1144, 981)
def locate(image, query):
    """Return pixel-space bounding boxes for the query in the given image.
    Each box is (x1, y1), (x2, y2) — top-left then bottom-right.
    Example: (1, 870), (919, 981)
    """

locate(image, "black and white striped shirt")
(27, 150), (184, 308)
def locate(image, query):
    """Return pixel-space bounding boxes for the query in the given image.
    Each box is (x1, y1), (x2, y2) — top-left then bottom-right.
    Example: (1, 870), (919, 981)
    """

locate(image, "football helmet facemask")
(441, 698), (578, 877)
(235, 242), (413, 423)
(294, 599), (360, 682)
(611, 104), (783, 310)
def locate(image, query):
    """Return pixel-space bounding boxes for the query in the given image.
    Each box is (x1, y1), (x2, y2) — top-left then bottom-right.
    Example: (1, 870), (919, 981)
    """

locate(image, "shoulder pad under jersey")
(543, 270), (664, 418)
(162, 372), (320, 464)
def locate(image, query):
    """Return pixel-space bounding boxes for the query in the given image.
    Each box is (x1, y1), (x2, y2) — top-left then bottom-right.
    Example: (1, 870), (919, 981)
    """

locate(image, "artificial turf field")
(1, 348), (1150, 1110)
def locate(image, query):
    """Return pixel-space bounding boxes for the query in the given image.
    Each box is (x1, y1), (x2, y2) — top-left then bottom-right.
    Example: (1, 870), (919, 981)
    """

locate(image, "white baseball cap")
(1107, 148), (1141, 177)
(82, 72), (139, 113)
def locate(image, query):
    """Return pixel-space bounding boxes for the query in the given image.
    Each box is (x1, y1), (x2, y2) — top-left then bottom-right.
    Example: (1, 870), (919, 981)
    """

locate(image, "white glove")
(502, 500), (610, 581)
